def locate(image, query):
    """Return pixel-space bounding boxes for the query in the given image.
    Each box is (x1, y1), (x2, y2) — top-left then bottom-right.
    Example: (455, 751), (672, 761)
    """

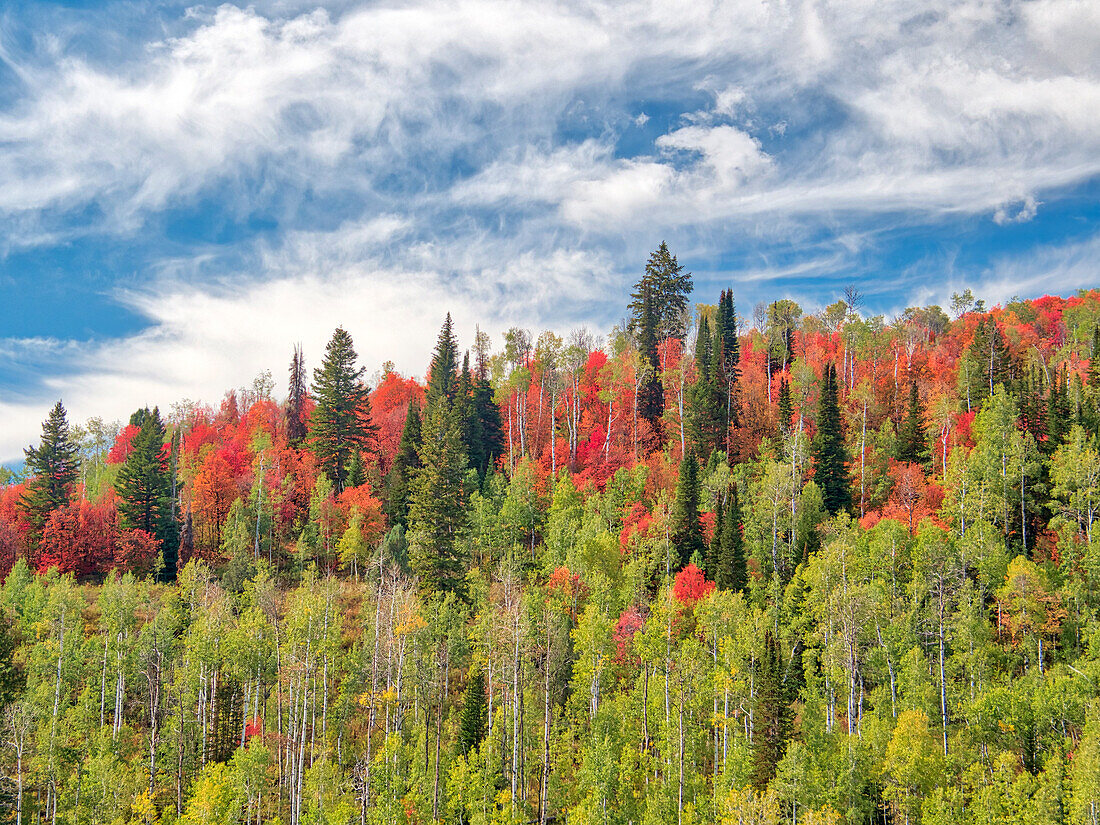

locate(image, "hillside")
(2, 262), (1100, 824)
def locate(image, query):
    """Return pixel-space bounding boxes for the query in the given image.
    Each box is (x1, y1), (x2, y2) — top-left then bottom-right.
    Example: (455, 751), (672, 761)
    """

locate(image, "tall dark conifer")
(409, 316), (470, 596)
(21, 401), (79, 541)
(286, 345), (308, 446)
(635, 280), (665, 442)
(712, 483), (745, 592)
(689, 315), (724, 456)
(897, 381), (928, 464)
(115, 407), (179, 581)
(777, 379), (793, 434)
(628, 241), (694, 341)
(670, 452), (706, 570)
(812, 364), (850, 514)
(751, 631), (793, 790)
(385, 400), (423, 528)
(457, 667), (489, 755)
(309, 328), (377, 492)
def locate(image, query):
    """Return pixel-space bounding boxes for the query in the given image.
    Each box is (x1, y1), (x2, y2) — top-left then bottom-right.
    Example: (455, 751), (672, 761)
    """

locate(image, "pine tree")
(670, 452), (706, 570)
(115, 407), (179, 581)
(751, 631), (793, 790)
(635, 279), (665, 442)
(812, 364), (851, 514)
(344, 450), (365, 489)
(628, 241), (694, 341)
(777, 379), (793, 434)
(286, 344), (308, 446)
(897, 381), (928, 464)
(20, 401), (79, 540)
(456, 667), (489, 755)
(427, 314), (459, 406)
(384, 400), (422, 528)
(712, 483), (745, 592)
(689, 315), (724, 456)
(408, 402), (469, 596)
(309, 328), (378, 492)
(470, 369), (504, 477)
(1090, 324), (1100, 387)
(715, 289), (741, 437)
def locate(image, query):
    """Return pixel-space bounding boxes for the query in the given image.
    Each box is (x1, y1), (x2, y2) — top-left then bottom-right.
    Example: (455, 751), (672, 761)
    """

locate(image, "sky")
(1, 0), (1099, 462)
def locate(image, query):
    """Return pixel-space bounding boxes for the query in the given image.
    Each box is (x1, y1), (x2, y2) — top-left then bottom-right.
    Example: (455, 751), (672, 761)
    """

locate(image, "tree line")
(1, 245), (1100, 824)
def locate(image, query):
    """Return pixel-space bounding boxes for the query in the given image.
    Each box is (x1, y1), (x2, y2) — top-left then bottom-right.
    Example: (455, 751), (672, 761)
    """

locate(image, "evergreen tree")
(115, 407), (179, 581)
(635, 279), (665, 442)
(689, 315), (724, 456)
(751, 631), (793, 790)
(897, 381), (928, 464)
(711, 483), (745, 592)
(777, 379), (793, 434)
(628, 241), (694, 341)
(309, 328), (378, 492)
(470, 369), (505, 477)
(286, 344), (308, 446)
(408, 401), (469, 596)
(427, 314), (459, 406)
(670, 452), (706, 570)
(20, 401), (79, 540)
(344, 450), (365, 489)
(384, 400), (422, 528)
(812, 364), (851, 514)
(1090, 324), (1100, 387)
(456, 667), (489, 755)
(715, 288), (741, 437)
(0, 608), (24, 705)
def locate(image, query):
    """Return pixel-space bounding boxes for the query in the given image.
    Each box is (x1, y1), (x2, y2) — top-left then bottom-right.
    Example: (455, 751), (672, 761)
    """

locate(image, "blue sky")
(1, 0), (1099, 461)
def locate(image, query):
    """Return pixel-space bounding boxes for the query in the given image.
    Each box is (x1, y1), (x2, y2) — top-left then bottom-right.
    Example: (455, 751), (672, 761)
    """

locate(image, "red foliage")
(372, 370), (426, 477)
(190, 452), (239, 556)
(613, 606), (646, 664)
(672, 563), (715, 606)
(115, 529), (161, 576)
(878, 462), (945, 533)
(337, 482), (385, 544)
(37, 499), (118, 577)
(107, 424), (140, 464)
(547, 566), (588, 618)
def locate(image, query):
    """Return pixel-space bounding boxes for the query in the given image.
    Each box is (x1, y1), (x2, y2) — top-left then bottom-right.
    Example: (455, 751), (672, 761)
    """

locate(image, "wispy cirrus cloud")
(1, 0), (1099, 460)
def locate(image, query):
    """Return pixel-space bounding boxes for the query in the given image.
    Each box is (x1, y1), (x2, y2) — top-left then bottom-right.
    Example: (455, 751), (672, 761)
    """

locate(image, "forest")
(2, 243), (1100, 825)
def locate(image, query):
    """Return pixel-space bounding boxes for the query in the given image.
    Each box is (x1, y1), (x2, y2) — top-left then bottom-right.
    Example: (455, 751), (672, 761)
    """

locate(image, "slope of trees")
(1, 250), (1100, 824)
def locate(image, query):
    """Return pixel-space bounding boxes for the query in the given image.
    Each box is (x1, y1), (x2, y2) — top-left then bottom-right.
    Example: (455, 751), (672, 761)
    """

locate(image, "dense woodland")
(2, 244), (1100, 825)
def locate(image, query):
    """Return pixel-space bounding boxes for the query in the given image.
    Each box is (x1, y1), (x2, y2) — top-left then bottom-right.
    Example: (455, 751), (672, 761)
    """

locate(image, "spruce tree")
(115, 407), (179, 581)
(427, 314), (459, 406)
(286, 344), (308, 446)
(470, 369), (505, 477)
(457, 667), (489, 755)
(812, 364), (851, 514)
(689, 315), (724, 456)
(751, 631), (793, 790)
(670, 452), (706, 570)
(628, 241), (694, 341)
(897, 381), (928, 464)
(1090, 324), (1100, 387)
(713, 483), (746, 592)
(777, 379), (793, 434)
(309, 328), (378, 492)
(635, 279), (665, 442)
(715, 289), (741, 437)
(408, 402), (469, 596)
(20, 401), (79, 540)
(384, 400), (422, 528)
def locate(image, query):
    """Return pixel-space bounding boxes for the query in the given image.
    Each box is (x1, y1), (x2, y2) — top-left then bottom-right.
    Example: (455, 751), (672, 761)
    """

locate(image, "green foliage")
(114, 406), (178, 581)
(670, 453), (706, 570)
(309, 327), (378, 492)
(21, 400), (79, 538)
(812, 364), (851, 514)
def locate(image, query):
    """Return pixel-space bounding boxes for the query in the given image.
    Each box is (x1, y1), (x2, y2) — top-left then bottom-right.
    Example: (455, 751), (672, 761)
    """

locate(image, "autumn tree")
(20, 401), (79, 542)
(309, 328), (378, 492)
